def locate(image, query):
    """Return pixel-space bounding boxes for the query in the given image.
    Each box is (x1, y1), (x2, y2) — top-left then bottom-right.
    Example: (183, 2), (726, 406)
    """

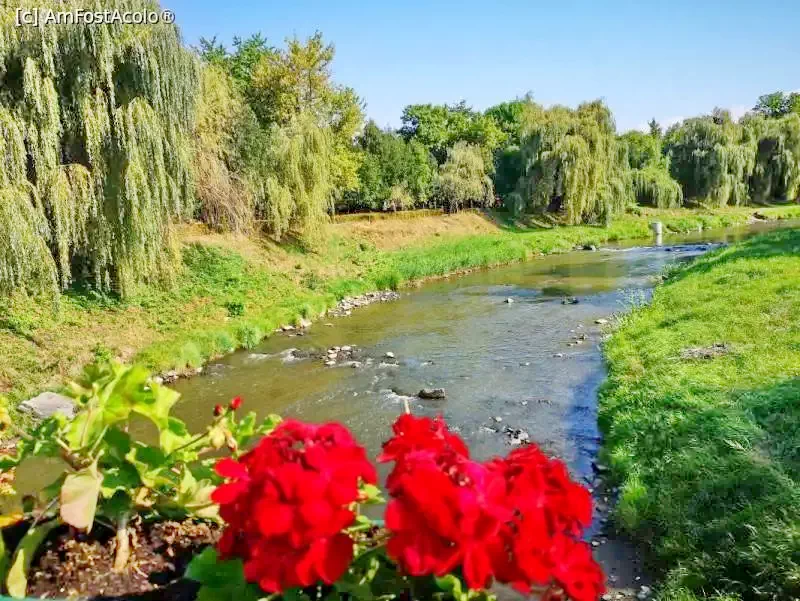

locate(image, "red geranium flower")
(229, 396), (243, 410)
(380, 414), (605, 600)
(212, 419), (376, 593)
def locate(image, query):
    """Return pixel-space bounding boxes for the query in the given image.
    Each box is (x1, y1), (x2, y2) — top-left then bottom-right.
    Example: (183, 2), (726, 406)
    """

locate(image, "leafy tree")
(648, 118), (663, 139)
(246, 114), (334, 244)
(744, 113), (800, 202)
(0, 0), (198, 298)
(200, 32), (363, 198)
(193, 65), (257, 233)
(247, 32), (363, 194)
(753, 91), (800, 118)
(619, 130), (662, 170)
(485, 95), (541, 146)
(433, 142), (494, 212)
(512, 101), (632, 224)
(400, 101), (505, 164)
(350, 121), (435, 211)
(664, 116), (754, 206)
(632, 165), (683, 208)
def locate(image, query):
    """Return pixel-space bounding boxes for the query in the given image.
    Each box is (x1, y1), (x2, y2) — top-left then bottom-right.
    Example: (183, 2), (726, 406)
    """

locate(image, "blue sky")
(162, 0), (799, 133)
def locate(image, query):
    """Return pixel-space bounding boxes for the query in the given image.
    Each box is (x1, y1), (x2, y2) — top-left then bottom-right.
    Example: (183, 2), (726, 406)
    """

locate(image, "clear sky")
(161, 0), (800, 133)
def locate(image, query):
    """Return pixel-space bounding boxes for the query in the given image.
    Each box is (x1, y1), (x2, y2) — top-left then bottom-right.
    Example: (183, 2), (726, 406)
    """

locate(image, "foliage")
(193, 65), (256, 233)
(620, 130), (662, 170)
(433, 142), (494, 212)
(349, 121), (435, 211)
(247, 114), (334, 244)
(753, 90), (800, 119)
(663, 114), (754, 206)
(0, 362), (279, 596)
(400, 101), (506, 165)
(512, 101), (633, 224)
(0, 0), (199, 297)
(632, 165), (683, 208)
(484, 95), (541, 146)
(600, 229), (800, 600)
(208, 32), (364, 198)
(743, 113), (800, 202)
(190, 413), (603, 601)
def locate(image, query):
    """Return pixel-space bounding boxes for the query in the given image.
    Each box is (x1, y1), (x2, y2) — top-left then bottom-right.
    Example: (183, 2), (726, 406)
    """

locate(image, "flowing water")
(172, 220), (797, 470)
(10, 219), (800, 596)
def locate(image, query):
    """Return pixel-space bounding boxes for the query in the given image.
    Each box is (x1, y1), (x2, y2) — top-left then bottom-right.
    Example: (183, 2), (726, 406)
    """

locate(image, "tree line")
(1, 0), (799, 300)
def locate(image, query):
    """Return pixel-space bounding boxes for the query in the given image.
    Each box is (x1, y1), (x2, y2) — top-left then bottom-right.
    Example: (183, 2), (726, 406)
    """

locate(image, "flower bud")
(229, 396), (243, 411)
(214, 404), (224, 416)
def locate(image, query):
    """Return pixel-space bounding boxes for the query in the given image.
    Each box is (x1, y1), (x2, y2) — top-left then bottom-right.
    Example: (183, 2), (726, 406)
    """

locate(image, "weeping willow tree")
(248, 114), (334, 244)
(432, 141), (494, 212)
(744, 113), (800, 202)
(193, 65), (255, 233)
(512, 101), (632, 225)
(0, 0), (199, 297)
(663, 111), (754, 207)
(632, 165), (683, 208)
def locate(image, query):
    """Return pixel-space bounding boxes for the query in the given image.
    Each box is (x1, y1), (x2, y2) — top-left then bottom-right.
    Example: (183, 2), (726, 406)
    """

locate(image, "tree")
(245, 32), (363, 195)
(744, 113), (800, 202)
(619, 130), (662, 170)
(247, 115), (334, 245)
(201, 32), (363, 198)
(512, 101), (632, 224)
(664, 116), (754, 206)
(0, 0), (198, 297)
(632, 165), (683, 208)
(400, 102), (505, 164)
(433, 142), (494, 212)
(648, 118), (662, 139)
(193, 65), (257, 233)
(349, 121), (435, 211)
(485, 95), (541, 146)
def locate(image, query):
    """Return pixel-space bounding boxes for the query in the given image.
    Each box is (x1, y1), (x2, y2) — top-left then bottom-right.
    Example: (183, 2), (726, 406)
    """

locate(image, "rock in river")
(418, 388), (446, 399)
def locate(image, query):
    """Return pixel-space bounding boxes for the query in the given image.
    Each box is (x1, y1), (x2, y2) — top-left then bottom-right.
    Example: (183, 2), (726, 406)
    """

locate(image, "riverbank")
(599, 228), (800, 600)
(2, 204), (799, 410)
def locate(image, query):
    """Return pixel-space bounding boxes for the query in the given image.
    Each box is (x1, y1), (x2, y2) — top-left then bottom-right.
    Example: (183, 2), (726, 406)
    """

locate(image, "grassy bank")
(2, 204), (799, 409)
(599, 228), (800, 600)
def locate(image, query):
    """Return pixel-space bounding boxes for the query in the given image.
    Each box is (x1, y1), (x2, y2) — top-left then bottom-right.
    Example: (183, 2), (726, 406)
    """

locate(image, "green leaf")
(359, 483), (385, 505)
(132, 380), (180, 431)
(187, 547), (262, 601)
(100, 463), (140, 498)
(101, 490), (134, 521)
(435, 574), (464, 598)
(175, 472), (219, 520)
(64, 405), (104, 449)
(104, 427), (133, 462)
(160, 417), (193, 454)
(60, 463), (102, 531)
(125, 445), (169, 488)
(6, 520), (60, 598)
(100, 364), (151, 426)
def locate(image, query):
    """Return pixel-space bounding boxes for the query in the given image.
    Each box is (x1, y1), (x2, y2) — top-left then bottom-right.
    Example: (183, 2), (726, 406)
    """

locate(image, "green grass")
(2, 204), (800, 413)
(599, 228), (800, 600)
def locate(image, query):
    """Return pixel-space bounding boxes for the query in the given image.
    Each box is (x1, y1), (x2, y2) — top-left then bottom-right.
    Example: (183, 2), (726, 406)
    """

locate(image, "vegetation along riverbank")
(3, 205), (799, 413)
(599, 228), (800, 600)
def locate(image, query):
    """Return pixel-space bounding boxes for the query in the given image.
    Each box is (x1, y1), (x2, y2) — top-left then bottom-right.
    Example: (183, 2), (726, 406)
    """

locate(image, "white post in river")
(650, 221), (663, 246)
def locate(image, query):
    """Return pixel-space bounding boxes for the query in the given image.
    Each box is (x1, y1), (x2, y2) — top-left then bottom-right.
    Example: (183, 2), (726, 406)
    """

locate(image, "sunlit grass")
(600, 228), (800, 600)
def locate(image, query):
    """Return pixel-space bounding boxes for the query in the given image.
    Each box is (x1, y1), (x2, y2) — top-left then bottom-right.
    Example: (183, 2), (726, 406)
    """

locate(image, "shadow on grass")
(600, 374), (800, 600)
